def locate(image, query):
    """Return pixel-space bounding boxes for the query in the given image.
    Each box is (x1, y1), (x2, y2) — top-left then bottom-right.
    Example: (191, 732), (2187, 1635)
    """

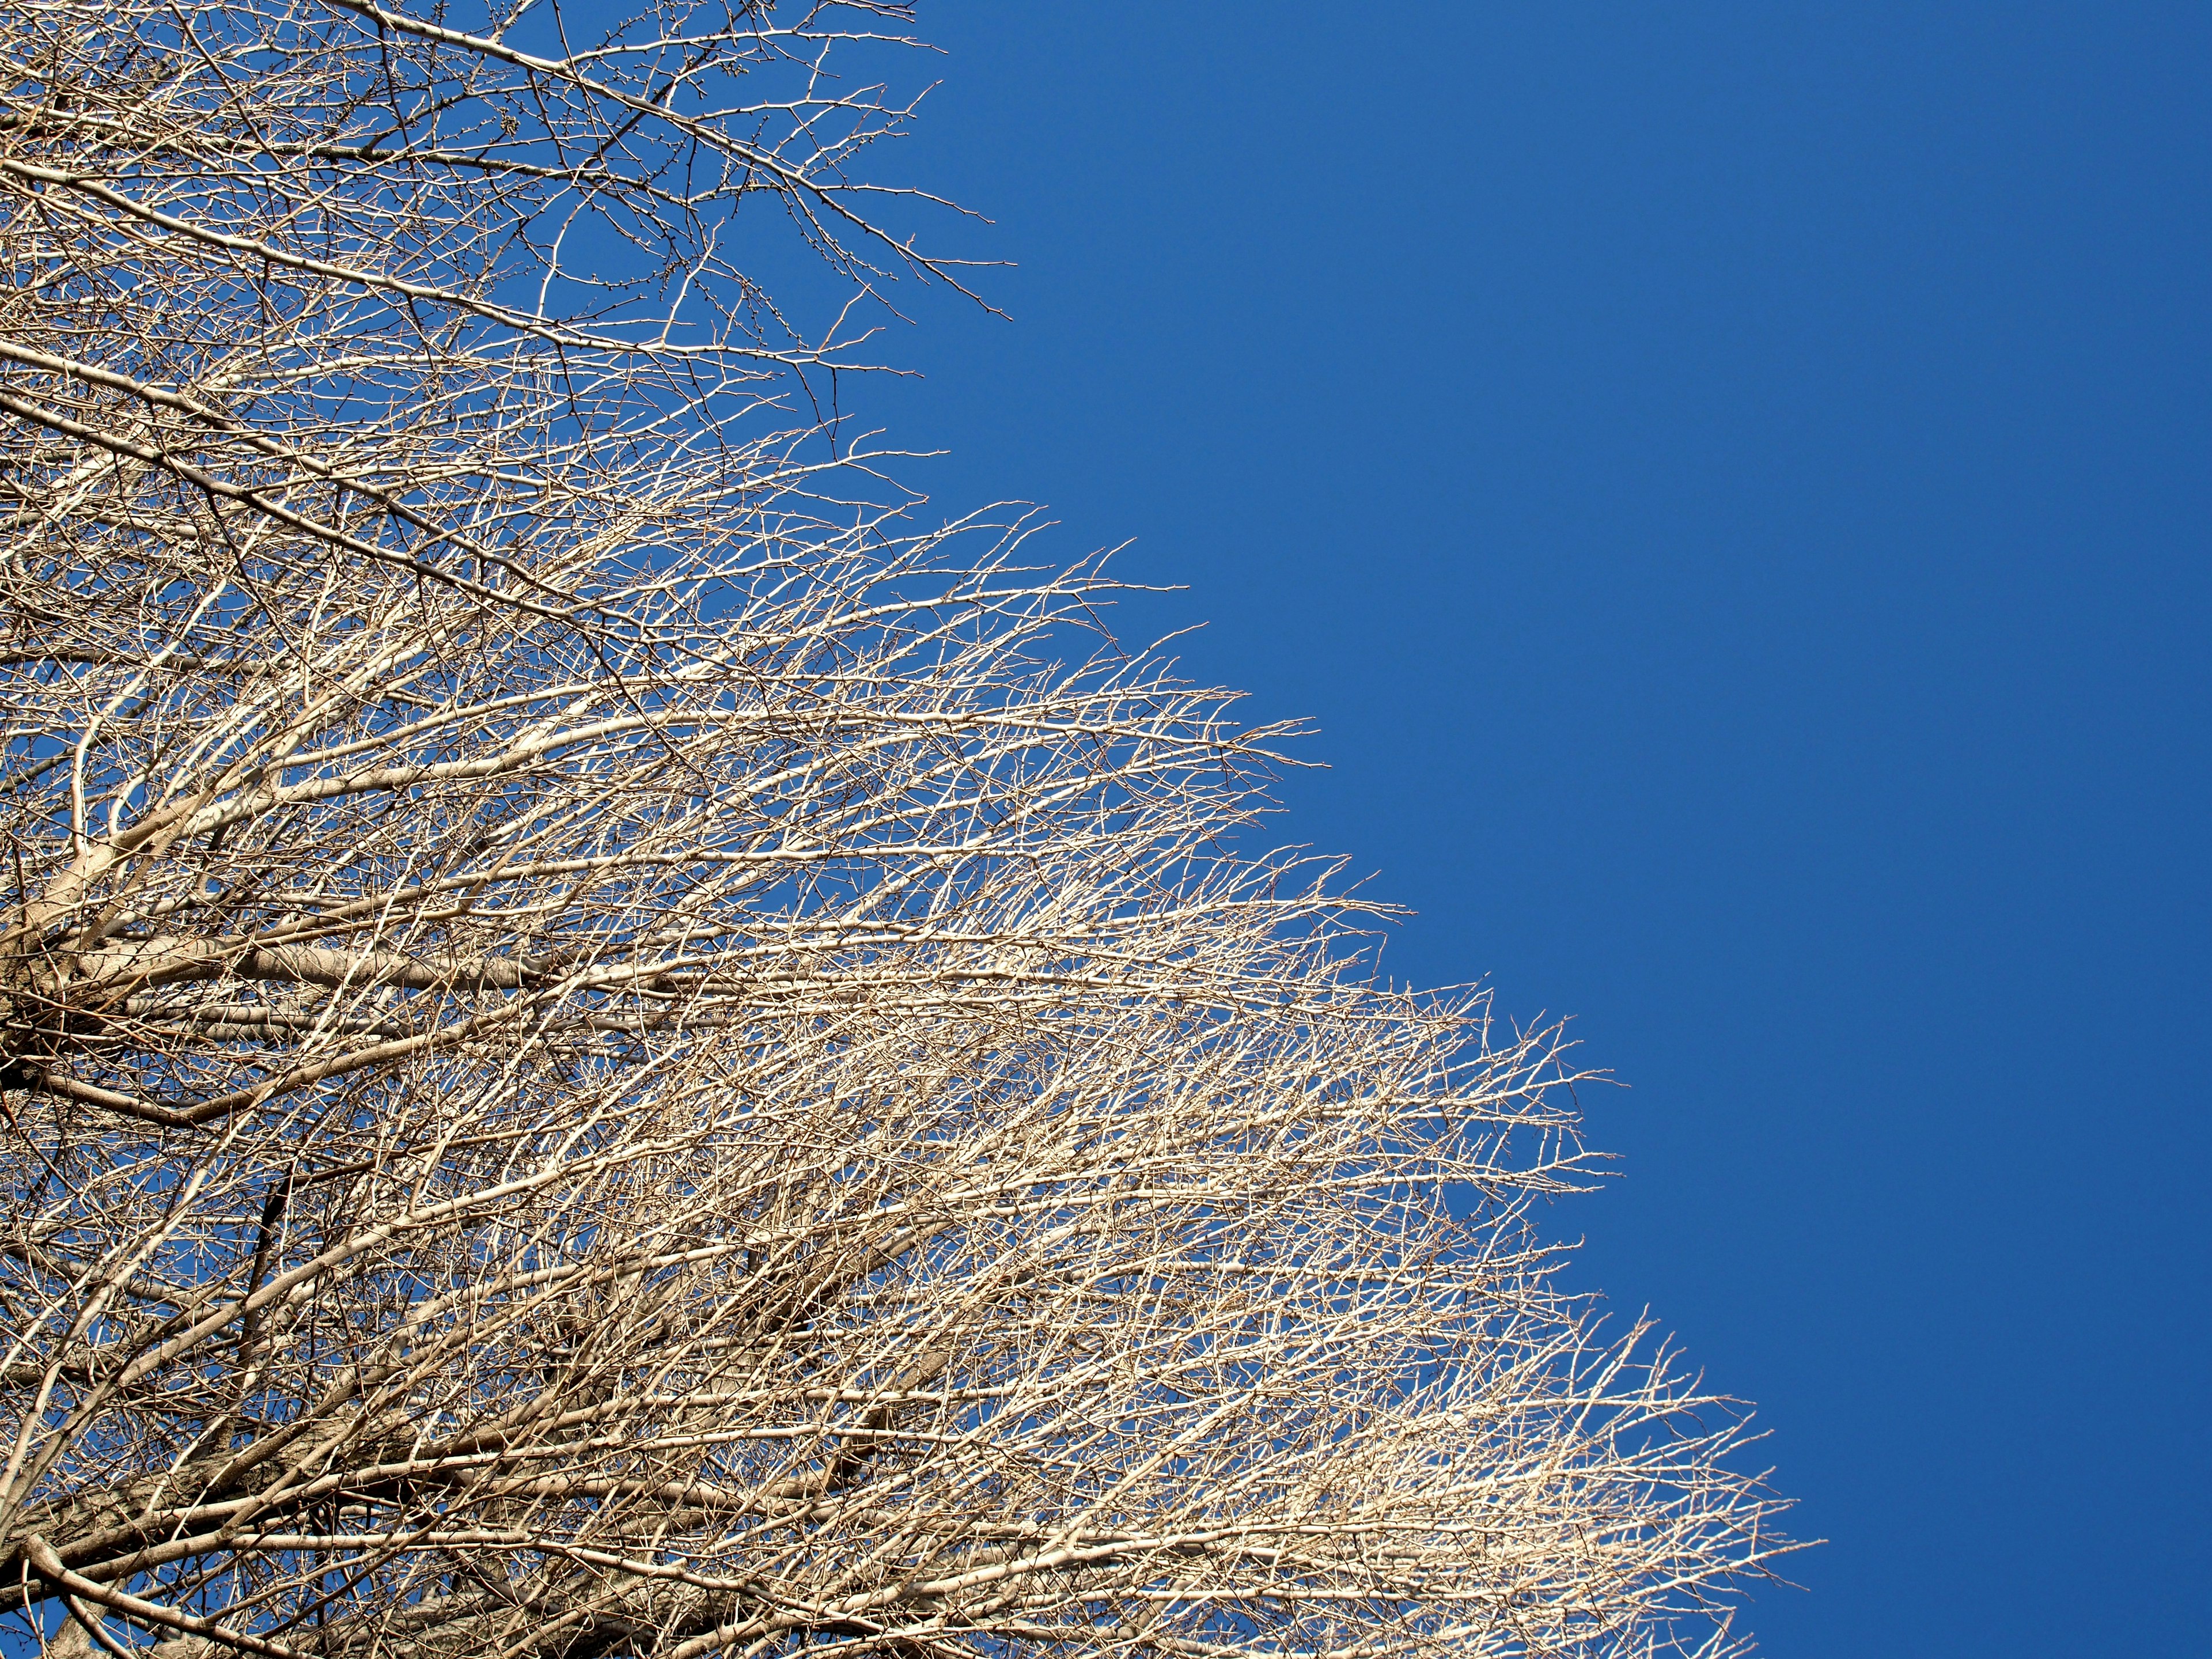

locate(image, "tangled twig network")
(0, 4), (1797, 1655)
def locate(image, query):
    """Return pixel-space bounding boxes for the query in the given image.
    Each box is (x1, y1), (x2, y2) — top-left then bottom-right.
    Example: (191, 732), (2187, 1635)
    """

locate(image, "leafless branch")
(0, 5), (1796, 1656)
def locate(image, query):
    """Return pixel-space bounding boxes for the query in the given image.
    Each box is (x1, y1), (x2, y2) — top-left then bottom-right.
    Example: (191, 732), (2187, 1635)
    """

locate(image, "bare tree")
(0, 5), (1796, 1656)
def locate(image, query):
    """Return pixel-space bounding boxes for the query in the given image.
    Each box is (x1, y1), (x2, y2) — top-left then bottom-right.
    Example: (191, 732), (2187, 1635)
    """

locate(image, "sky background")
(832, 5), (2212, 1653)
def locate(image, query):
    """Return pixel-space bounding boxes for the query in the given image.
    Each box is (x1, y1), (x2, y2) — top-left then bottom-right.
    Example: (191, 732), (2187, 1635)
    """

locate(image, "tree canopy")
(0, 5), (1794, 1655)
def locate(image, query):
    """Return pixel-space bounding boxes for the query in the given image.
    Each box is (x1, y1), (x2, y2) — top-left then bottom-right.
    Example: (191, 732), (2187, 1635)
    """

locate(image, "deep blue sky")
(839, 5), (2212, 1653)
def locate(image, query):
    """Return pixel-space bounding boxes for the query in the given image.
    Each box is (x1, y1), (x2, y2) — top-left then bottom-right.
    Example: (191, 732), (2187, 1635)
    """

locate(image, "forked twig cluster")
(0, 5), (1796, 1654)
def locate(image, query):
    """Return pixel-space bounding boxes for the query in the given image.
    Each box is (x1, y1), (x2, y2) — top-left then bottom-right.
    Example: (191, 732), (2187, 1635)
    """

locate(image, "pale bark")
(1, 5), (1794, 1655)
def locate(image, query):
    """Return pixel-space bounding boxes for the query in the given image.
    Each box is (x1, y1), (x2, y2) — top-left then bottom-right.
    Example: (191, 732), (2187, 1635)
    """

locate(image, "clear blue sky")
(842, 5), (2211, 1653)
